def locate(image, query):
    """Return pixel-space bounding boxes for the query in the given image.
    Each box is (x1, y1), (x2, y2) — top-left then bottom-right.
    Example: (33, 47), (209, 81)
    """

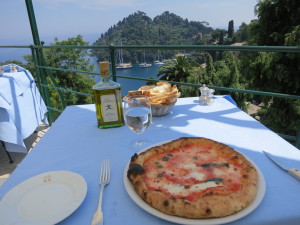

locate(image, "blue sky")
(1, 0), (258, 45)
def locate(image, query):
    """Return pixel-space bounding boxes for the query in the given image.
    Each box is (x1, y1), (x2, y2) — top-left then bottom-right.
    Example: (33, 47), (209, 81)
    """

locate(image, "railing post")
(109, 44), (117, 82)
(296, 128), (300, 150)
(25, 0), (54, 123)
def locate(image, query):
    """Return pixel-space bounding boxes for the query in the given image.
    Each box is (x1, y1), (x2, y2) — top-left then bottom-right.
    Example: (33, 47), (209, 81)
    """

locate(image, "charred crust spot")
(243, 174), (248, 179)
(127, 164), (145, 179)
(184, 185), (190, 189)
(130, 153), (139, 162)
(205, 208), (212, 215)
(155, 189), (162, 192)
(232, 155), (239, 159)
(163, 200), (169, 207)
(143, 191), (147, 198)
(184, 201), (191, 205)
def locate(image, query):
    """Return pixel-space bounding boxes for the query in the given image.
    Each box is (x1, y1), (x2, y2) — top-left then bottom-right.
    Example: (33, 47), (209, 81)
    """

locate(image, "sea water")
(94, 62), (162, 96)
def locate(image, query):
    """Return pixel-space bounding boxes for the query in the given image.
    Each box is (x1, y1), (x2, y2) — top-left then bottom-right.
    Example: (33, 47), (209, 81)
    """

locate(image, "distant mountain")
(91, 11), (214, 63)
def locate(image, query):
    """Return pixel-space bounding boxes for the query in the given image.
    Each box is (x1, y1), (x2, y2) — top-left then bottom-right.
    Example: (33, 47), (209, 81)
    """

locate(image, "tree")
(242, 0), (300, 137)
(227, 20), (234, 38)
(157, 56), (198, 83)
(24, 35), (96, 118)
(233, 22), (249, 43)
(211, 29), (227, 43)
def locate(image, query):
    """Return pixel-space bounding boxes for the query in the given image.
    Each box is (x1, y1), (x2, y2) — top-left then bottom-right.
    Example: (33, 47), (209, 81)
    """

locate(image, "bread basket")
(150, 101), (176, 117)
(128, 81), (180, 117)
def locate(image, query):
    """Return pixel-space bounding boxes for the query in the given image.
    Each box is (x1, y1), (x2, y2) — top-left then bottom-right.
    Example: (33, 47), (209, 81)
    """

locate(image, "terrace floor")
(0, 124), (49, 186)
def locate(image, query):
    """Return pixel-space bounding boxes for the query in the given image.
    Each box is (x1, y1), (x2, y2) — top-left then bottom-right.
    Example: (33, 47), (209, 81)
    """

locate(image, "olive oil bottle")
(93, 61), (124, 128)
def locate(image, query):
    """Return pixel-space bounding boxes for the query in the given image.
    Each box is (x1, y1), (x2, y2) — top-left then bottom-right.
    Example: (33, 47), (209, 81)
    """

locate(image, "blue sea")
(94, 62), (162, 96)
(0, 48), (162, 96)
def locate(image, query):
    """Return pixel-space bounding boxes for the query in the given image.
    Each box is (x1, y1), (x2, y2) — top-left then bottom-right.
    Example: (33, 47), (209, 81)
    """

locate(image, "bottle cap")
(99, 61), (110, 77)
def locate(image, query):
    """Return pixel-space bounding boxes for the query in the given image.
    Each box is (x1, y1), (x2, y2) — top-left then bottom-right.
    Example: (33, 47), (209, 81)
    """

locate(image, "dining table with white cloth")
(0, 64), (48, 153)
(0, 96), (299, 225)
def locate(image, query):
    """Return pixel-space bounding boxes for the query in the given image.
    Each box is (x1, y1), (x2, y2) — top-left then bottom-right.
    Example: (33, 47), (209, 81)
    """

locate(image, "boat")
(116, 62), (133, 69)
(139, 51), (152, 68)
(116, 41), (133, 69)
(154, 51), (165, 65)
(139, 63), (152, 68)
(154, 60), (164, 65)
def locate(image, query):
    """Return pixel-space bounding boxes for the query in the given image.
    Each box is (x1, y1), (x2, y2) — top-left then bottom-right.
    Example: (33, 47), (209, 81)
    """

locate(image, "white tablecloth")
(0, 97), (299, 225)
(0, 65), (48, 153)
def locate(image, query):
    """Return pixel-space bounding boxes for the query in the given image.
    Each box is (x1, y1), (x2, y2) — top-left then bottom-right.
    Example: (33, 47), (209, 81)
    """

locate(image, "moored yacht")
(139, 62), (152, 68)
(154, 60), (164, 65)
(116, 63), (133, 69)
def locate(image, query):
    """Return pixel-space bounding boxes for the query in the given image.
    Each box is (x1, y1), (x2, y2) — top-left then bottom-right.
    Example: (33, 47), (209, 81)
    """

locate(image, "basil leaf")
(205, 178), (223, 183)
(219, 163), (229, 167)
(201, 163), (229, 168)
(201, 163), (217, 167)
(157, 173), (163, 178)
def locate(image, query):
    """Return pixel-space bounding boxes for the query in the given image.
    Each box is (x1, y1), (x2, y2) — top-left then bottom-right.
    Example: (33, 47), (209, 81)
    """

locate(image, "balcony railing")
(1, 0), (299, 148)
(1, 44), (300, 149)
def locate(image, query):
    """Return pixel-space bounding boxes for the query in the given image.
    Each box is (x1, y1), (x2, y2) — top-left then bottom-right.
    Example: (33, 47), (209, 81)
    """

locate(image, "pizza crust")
(127, 137), (258, 219)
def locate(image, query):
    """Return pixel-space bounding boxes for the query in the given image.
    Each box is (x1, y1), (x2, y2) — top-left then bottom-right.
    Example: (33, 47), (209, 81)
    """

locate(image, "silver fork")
(91, 160), (110, 225)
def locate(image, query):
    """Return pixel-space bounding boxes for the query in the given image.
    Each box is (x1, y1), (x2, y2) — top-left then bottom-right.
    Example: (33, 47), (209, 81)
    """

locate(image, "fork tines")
(100, 160), (110, 184)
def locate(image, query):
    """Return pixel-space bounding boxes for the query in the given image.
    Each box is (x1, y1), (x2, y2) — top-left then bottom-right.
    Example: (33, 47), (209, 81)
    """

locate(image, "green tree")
(242, 0), (300, 136)
(205, 53), (217, 85)
(227, 20), (234, 38)
(233, 22), (250, 43)
(157, 56), (198, 83)
(24, 35), (95, 118)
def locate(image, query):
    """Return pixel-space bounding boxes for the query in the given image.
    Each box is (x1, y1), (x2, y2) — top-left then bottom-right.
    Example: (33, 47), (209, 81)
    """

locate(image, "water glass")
(123, 95), (152, 152)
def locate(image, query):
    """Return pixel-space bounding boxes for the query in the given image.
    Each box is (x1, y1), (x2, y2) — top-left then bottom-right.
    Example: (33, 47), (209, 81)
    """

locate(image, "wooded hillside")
(92, 11), (214, 62)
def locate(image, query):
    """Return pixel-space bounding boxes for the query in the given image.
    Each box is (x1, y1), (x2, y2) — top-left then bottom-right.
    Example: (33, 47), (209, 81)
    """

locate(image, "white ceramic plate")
(0, 171), (87, 225)
(124, 140), (266, 225)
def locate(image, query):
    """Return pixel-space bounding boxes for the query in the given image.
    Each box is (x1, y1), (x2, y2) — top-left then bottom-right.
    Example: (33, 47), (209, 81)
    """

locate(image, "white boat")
(116, 41), (132, 69)
(116, 63), (133, 69)
(139, 63), (152, 68)
(139, 51), (152, 68)
(154, 60), (164, 65)
(154, 51), (165, 65)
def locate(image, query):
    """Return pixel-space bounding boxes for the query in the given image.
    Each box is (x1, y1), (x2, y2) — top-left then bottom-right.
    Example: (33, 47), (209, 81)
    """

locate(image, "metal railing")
(1, 0), (299, 148)
(2, 44), (299, 146)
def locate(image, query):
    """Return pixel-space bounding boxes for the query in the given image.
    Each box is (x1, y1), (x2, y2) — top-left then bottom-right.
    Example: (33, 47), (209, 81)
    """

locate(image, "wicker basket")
(151, 101), (176, 117)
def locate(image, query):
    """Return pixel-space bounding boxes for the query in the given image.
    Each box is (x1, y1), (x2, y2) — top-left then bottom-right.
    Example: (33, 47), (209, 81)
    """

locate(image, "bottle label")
(101, 94), (118, 122)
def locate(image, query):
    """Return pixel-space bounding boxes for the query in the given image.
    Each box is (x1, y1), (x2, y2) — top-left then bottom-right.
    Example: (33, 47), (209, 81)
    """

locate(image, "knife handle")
(288, 168), (300, 181)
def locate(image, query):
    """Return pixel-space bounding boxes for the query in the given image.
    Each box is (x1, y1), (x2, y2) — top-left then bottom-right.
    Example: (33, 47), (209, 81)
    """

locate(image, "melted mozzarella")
(181, 163), (197, 169)
(164, 182), (223, 196)
(213, 168), (226, 177)
(186, 171), (206, 180)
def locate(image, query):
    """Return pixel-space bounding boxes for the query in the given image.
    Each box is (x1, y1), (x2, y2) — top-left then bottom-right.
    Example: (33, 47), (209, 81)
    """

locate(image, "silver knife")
(263, 151), (300, 181)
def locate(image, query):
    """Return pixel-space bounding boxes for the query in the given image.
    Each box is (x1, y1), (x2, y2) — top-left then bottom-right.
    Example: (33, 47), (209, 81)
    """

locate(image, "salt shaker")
(199, 84), (215, 105)
(9, 64), (18, 73)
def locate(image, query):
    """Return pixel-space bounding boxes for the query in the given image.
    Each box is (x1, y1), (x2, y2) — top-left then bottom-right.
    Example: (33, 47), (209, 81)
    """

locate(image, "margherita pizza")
(127, 137), (258, 219)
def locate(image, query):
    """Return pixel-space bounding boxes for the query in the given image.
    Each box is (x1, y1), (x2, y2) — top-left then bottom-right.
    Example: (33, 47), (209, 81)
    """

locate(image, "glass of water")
(124, 95), (152, 152)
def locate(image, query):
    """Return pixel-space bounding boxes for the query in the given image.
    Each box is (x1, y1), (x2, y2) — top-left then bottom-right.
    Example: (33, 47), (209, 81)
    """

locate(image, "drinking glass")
(124, 95), (152, 152)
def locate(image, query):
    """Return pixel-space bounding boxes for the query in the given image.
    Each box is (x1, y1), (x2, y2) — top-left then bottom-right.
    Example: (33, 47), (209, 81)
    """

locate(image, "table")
(0, 64), (48, 153)
(0, 97), (300, 225)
